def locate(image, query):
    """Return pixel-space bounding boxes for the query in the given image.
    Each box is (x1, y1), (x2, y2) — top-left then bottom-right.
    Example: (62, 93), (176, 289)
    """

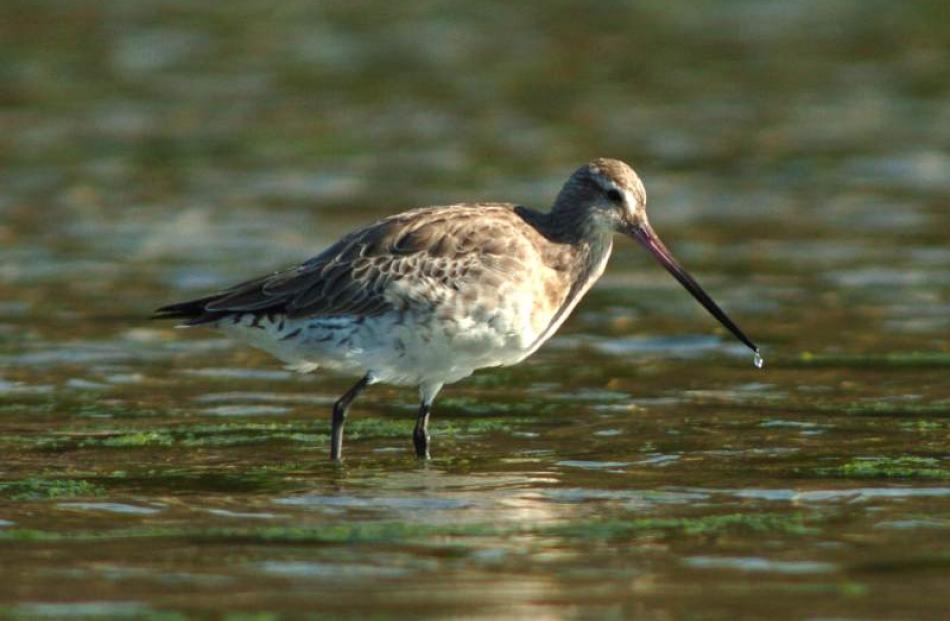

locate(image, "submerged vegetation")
(794, 352), (950, 369)
(0, 511), (818, 543)
(0, 1), (947, 619)
(816, 457), (949, 480)
(15, 417), (526, 452)
(0, 478), (106, 501)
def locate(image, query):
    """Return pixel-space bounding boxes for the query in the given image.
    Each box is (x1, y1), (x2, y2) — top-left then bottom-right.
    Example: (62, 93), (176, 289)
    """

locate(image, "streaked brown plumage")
(156, 158), (761, 460)
(159, 203), (582, 326)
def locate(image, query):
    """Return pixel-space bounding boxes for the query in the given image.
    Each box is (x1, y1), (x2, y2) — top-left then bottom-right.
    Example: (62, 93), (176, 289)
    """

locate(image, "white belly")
(214, 240), (612, 388)
(217, 290), (544, 387)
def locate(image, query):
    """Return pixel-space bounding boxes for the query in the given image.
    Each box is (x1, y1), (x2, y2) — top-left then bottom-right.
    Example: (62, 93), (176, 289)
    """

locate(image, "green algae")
(222, 614), (280, 621)
(701, 398), (950, 418)
(815, 456), (949, 480)
(200, 522), (500, 544)
(0, 468), (290, 501)
(30, 416), (525, 451)
(0, 511), (818, 544)
(118, 469), (285, 494)
(345, 415), (526, 439)
(344, 418), (411, 439)
(758, 581), (868, 597)
(39, 422), (319, 450)
(86, 430), (176, 448)
(3, 603), (189, 621)
(794, 351), (950, 369)
(899, 420), (945, 433)
(546, 512), (817, 539)
(0, 477), (106, 501)
(179, 432), (325, 447)
(436, 396), (558, 416)
(810, 401), (950, 417)
(0, 523), (489, 544)
(0, 433), (40, 449)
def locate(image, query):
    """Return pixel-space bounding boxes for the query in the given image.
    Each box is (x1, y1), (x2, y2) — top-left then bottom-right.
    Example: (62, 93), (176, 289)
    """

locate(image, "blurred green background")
(0, 2), (947, 620)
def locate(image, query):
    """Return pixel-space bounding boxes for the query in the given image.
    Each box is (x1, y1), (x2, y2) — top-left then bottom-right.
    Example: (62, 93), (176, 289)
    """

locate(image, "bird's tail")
(151, 295), (227, 326)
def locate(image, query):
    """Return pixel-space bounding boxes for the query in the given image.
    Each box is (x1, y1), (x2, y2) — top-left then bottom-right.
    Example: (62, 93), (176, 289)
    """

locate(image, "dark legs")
(330, 374), (372, 461)
(413, 382), (443, 460)
(330, 376), (441, 461)
(413, 402), (431, 459)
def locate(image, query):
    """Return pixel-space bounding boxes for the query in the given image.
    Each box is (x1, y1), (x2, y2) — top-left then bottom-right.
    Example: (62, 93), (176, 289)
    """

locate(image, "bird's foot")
(412, 429), (430, 460)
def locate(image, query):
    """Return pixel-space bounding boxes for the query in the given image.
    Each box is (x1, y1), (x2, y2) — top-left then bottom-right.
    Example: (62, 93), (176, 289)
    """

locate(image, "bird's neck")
(516, 204), (603, 245)
(514, 205), (613, 282)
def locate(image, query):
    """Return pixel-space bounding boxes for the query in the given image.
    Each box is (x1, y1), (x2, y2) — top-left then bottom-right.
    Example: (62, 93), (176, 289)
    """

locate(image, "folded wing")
(153, 204), (534, 326)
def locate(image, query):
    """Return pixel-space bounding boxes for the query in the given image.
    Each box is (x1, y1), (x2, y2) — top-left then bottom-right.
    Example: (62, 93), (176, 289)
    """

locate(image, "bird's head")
(553, 157), (648, 235)
(553, 157), (762, 366)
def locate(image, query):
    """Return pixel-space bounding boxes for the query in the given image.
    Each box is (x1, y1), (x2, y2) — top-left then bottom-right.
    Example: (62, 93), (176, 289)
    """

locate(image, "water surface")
(1, 2), (948, 620)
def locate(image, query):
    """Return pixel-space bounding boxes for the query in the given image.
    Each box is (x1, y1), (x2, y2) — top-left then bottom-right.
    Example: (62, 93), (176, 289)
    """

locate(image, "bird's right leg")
(330, 374), (372, 461)
(413, 402), (431, 459)
(413, 382), (443, 459)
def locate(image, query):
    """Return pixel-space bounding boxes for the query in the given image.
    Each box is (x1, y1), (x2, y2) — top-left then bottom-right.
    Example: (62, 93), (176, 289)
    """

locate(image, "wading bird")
(155, 158), (761, 460)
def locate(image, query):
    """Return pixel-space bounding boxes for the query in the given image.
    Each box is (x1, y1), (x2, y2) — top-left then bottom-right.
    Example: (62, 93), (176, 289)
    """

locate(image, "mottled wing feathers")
(153, 203), (544, 325)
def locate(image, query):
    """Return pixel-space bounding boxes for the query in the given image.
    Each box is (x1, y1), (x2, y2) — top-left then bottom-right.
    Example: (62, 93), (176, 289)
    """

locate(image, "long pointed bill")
(630, 221), (763, 367)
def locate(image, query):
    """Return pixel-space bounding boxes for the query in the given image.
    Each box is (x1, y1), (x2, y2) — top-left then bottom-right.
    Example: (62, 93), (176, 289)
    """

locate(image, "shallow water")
(1, 2), (948, 620)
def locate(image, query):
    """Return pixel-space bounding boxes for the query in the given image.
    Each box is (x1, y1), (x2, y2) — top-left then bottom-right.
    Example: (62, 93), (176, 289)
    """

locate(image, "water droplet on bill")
(753, 350), (764, 369)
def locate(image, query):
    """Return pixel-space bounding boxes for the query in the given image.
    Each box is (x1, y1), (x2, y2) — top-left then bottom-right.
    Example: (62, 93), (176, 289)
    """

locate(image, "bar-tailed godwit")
(155, 158), (762, 460)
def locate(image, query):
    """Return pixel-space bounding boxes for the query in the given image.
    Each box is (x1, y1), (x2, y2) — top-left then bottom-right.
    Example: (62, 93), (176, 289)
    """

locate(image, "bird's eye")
(606, 189), (623, 203)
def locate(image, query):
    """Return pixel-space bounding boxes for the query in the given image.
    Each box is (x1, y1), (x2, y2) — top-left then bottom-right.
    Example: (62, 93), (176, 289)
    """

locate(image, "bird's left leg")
(330, 373), (374, 461)
(413, 382), (443, 459)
